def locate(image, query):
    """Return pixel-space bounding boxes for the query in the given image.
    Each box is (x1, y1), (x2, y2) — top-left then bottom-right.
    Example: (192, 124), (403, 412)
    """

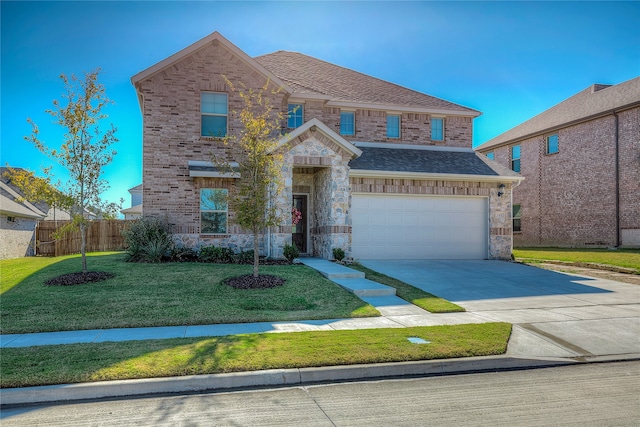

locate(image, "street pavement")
(1, 259), (639, 406)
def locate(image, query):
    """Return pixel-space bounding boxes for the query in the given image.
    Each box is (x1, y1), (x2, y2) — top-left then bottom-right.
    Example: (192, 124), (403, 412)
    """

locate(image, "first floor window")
(512, 204), (522, 233)
(340, 111), (355, 135)
(387, 114), (400, 138)
(546, 134), (559, 154)
(486, 152), (494, 160)
(200, 188), (228, 234)
(201, 92), (228, 137)
(431, 117), (444, 141)
(287, 103), (304, 128)
(511, 145), (521, 172)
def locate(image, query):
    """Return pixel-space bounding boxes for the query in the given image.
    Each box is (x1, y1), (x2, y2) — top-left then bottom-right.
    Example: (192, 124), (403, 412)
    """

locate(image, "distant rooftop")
(477, 76), (640, 150)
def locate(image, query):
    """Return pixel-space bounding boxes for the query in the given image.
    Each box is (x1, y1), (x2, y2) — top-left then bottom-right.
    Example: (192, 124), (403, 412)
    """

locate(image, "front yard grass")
(0, 253), (379, 334)
(349, 264), (465, 313)
(513, 248), (640, 273)
(0, 323), (511, 388)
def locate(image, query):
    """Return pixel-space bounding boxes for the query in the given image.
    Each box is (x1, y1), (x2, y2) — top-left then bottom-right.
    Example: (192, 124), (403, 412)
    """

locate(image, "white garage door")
(351, 194), (488, 260)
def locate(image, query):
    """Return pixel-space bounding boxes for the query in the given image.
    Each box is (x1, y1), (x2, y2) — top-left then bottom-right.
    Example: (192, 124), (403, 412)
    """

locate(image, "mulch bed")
(45, 272), (115, 286)
(224, 274), (286, 289)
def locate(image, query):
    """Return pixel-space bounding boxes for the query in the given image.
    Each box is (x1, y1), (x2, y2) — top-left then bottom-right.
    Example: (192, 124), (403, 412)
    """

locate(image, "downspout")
(510, 179), (523, 257)
(614, 112), (621, 247)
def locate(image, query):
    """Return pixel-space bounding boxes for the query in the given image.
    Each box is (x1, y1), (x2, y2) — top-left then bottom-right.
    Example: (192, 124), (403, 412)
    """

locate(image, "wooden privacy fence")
(36, 220), (130, 257)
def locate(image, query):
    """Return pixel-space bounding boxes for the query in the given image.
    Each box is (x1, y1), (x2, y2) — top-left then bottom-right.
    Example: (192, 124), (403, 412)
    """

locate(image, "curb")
(0, 355), (577, 407)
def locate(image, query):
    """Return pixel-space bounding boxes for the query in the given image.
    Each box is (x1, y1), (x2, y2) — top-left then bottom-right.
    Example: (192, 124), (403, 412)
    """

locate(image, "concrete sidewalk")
(2, 258), (639, 406)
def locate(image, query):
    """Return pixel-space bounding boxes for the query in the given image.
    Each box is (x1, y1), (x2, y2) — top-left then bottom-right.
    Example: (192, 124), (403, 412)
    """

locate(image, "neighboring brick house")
(131, 31), (521, 260)
(476, 77), (640, 248)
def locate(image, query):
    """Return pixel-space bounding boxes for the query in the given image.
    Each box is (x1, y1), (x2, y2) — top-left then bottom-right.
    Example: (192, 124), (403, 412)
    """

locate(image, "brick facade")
(483, 106), (640, 247)
(134, 32), (513, 259)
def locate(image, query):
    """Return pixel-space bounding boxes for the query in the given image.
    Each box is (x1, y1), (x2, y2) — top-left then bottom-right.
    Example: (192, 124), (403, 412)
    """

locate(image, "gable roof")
(477, 76), (640, 151)
(256, 51), (480, 116)
(349, 143), (522, 181)
(277, 118), (362, 158)
(0, 181), (47, 219)
(130, 31), (292, 93)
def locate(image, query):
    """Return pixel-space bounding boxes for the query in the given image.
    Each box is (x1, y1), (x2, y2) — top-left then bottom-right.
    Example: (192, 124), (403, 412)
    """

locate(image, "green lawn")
(0, 253), (379, 334)
(513, 248), (640, 273)
(0, 323), (511, 388)
(349, 264), (465, 313)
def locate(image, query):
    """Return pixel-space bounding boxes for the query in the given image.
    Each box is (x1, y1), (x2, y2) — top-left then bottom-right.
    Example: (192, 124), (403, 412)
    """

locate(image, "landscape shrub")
(333, 247), (345, 262)
(169, 246), (199, 262)
(283, 243), (299, 262)
(122, 216), (173, 262)
(198, 245), (236, 263)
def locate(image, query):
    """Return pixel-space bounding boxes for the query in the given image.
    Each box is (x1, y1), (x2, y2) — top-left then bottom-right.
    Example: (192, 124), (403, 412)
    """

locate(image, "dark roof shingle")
(255, 51), (479, 114)
(477, 76), (640, 150)
(349, 147), (516, 177)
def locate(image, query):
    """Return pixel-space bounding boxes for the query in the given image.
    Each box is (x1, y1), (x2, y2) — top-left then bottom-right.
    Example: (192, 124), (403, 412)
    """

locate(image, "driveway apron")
(359, 260), (640, 358)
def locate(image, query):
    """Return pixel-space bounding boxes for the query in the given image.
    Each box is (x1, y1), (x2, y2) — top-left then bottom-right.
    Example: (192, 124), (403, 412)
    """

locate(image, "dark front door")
(292, 195), (307, 253)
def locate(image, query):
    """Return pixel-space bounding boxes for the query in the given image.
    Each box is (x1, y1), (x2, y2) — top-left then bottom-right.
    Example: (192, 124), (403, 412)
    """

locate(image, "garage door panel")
(352, 194), (487, 260)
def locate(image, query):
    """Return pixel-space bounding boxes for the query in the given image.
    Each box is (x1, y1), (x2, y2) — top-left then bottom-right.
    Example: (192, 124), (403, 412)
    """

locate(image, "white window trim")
(200, 188), (228, 235)
(431, 116), (445, 141)
(201, 92), (228, 138)
(387, 114), (401, 138)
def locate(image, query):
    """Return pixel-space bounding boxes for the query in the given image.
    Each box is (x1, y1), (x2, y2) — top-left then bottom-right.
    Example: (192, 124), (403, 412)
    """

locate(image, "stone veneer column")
(489, 184), (514, 259)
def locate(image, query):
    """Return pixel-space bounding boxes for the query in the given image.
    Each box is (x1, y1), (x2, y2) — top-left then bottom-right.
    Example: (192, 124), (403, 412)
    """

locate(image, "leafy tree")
(23, 68), (119, 273)
(214, 80), (286, 278)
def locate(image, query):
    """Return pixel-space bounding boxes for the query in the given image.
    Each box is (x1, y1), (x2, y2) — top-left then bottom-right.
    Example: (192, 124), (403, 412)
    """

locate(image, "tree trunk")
(80, 221), (87, 273)
(253, 228), (260, 278)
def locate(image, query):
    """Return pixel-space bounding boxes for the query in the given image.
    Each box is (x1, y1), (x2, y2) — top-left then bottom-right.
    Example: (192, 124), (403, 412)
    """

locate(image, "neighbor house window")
(340, 111), (355, 135)
(486, 152), (494, 160)
(287, 104), (304, 128)
(431, 117), (444, 141)
(200, 189), (228, 234)
(387, 114), (400, 138)
(201, 92), (228, 137)
(512, 204), (522, 233)
(511, 145), (521, 172)
(546, 134), (559, 154)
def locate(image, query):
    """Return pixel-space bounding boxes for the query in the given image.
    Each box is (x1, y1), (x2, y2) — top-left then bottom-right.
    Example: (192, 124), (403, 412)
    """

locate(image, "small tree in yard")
(213, 80), (286, 279)
(21, 68), (119, 275)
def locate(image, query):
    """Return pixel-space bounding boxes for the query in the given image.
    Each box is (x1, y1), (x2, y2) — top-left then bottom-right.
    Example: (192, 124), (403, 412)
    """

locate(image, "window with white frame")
(431, 117), (444, 141)
(512, 204), (522, 233)
(340, 111), (355, 135)
(546, 133), (559, 154)
(200, 188), (228, 234)
(201, 92), (228, 137)
(511, 145), (521, 172)
(387, 114), (400, 138)
(287, 104), (304, 128)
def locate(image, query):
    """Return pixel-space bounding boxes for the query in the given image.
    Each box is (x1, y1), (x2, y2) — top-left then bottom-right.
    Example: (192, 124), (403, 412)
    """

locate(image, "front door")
(292, 195), (308, 253)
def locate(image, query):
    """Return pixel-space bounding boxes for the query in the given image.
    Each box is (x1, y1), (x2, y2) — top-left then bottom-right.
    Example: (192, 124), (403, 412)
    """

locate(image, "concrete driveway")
(360, 260), (640, 359)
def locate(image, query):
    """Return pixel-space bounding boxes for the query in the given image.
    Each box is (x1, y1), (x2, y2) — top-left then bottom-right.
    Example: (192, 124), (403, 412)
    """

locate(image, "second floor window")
(486, 152), (494, 160)
(546, 134), (559, 154)
(431, 117), (444, 141)
(201, 92), (228, 137)
(387, 115), (400, 138)
(340, 111), (355, 135)
(288, 104), (303, 128)
(511, 145), (521, 172)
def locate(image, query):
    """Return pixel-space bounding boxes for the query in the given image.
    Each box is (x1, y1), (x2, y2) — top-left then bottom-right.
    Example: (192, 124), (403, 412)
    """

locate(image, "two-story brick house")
(476, 77), (640, 248)
(131, 31), (521, 260)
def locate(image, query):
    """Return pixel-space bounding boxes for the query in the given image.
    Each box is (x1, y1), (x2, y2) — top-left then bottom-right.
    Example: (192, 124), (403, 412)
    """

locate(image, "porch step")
(299, 258), (364, 279)
(299, 258), (396, 297)
(333, 277), (397, 297)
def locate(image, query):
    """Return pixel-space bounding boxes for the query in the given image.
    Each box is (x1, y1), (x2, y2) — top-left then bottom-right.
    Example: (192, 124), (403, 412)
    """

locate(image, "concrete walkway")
(2, 258), (639, 406)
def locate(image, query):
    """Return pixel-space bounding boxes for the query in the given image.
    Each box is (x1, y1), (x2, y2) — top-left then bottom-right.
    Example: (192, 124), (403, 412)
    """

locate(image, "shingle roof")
(477, 76), (640, 150)
(255, 51), (480, 115)
(349, 146), (519, 178)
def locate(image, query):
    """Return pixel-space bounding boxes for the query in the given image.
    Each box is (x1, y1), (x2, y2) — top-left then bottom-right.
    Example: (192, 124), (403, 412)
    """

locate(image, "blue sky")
(2, 1), (639, 212)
